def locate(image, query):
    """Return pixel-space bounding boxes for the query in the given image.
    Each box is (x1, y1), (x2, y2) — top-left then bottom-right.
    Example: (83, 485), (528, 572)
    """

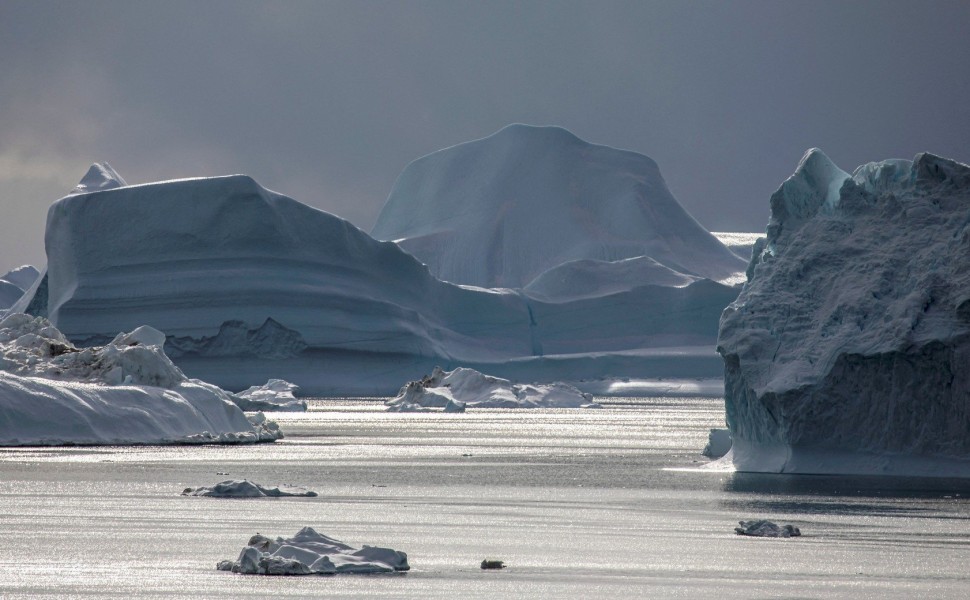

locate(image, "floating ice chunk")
(702, 428), (732, 459)
(734, 520), (801, 538)
(218, 527), (409, 575)
(386, 366), (597, 411)
(234, 379), (307, 412)
(182, 479), (317, 497)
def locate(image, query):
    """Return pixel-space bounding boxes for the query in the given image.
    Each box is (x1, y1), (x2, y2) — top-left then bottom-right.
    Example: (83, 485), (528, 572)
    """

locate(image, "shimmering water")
(1, 397), (969, 598)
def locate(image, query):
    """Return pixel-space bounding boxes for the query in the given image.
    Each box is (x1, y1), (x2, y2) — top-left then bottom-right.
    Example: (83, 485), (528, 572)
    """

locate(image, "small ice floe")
(702, 428), (733, 458)
(234, 379), (307, 412)
(386, 366), (600, 412)
(217, 527), (409, 575)
(182, 479), (317, 498)
(734, 520), (801, 538)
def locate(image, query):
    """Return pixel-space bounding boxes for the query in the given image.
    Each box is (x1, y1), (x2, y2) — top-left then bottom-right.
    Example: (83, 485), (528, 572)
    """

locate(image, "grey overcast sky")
(2, 0), (969, 273)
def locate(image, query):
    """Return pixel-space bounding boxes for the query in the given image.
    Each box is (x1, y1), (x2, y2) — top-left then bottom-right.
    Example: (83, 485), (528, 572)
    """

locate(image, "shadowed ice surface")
(0, 397), (968, 598)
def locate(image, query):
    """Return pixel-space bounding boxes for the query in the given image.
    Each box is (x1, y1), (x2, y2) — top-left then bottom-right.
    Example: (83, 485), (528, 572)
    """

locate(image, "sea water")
(0, 397), (968, 598)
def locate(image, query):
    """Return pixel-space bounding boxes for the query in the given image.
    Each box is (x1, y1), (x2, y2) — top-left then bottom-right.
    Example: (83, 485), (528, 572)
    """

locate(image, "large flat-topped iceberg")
(718, 149), (970, 476)
(0, 313), (280, 445)
(372, 124), (746, 288)
(20, 165), (736, 395)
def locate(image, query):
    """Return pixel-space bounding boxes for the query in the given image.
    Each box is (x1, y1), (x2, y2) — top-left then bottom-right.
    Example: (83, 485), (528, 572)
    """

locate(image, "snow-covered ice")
(217, 527), (409, 575)
(386, 366), (600, 411)
(17, 161), (738, 395)
(718, 149), (970, 476)
(734, 520), (801, 538)
(0, 312), (281, 445)
(234, 379), (307, 412)
(182, 479), (317, 497)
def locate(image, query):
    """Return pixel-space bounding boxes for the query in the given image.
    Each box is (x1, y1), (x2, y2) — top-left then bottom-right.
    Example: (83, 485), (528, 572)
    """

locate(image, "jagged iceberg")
(386, 366), (599, 411)
(717, 149), (970, 476)
(16, 152), (739, 395)
(373, 124), (745, 288)
(0, 312), (280, 445)
(217, 527), (409, 575)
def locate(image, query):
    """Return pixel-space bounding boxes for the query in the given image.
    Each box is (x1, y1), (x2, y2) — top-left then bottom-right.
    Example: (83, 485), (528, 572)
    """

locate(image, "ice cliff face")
(717, 149), (970, 475)
(21, 167), (737, 394)
(373, 124), (745, 288)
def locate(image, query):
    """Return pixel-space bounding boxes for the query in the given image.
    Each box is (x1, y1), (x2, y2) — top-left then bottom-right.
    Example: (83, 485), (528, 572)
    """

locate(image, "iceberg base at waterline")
(0, 313), (280, 445)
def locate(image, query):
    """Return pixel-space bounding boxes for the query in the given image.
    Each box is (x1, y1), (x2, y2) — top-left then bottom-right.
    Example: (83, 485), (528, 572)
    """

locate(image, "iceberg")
(373, 124), (746, 289)
(233, 379), (306, 412)
(182, 479), (317, 497)
(0, 312), (280, 445)
(0, 265), (39, 311)
(217, 527), (409, 575)
(16, 160), (738, 395)
(1, 265), (39, 293)
(734, 520), (801, 538)
(386, 366), (600, 411)
(718, 149), (970, 476)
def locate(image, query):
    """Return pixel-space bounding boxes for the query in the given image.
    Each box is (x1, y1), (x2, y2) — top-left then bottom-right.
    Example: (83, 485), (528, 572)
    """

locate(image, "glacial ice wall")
(717, 149), (970, 475)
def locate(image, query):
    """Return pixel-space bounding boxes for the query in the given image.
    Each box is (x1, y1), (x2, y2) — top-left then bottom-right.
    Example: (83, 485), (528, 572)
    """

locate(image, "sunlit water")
(1, 397), (969, 598)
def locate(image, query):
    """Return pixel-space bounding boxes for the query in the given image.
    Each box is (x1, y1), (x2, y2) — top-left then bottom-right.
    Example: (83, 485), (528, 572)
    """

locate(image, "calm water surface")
(0, 397), (968, 598)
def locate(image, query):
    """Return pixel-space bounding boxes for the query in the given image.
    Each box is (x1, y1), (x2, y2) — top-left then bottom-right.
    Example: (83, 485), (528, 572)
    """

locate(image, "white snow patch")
(217, 527), (409, 575)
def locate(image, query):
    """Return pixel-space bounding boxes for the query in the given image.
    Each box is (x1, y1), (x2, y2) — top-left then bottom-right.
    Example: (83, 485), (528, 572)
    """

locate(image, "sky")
(1, 0), (969, 273)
